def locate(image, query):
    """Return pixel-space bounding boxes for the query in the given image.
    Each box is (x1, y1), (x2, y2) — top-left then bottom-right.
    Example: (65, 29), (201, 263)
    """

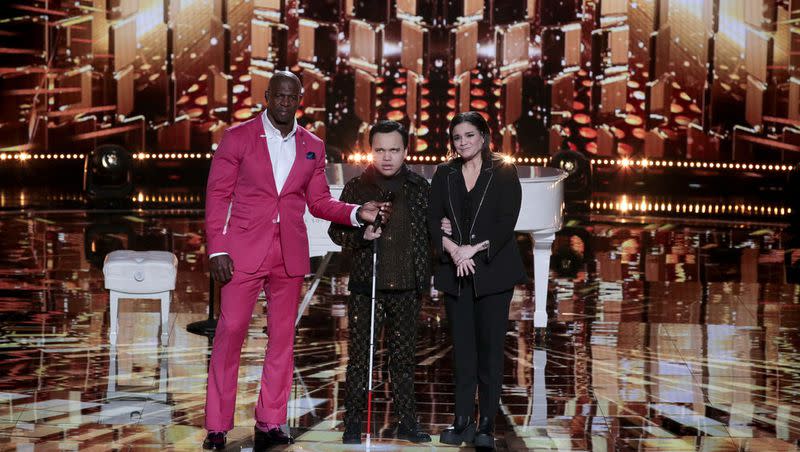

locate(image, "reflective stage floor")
(0, 209), (799, 451)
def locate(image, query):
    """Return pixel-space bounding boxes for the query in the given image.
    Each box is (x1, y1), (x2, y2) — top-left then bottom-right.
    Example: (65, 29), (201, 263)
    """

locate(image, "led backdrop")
(1, 0), (798, 164)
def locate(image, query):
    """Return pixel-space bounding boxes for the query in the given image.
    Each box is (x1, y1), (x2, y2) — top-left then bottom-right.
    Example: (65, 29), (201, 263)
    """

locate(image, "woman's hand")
(363, 225), (382, 241)
(441, 217), (452, 235)
(450, 244), (478, 265)
(443, 236), (458, 255)
(456, 258), (476, 277)
(444, 238), (472, 264)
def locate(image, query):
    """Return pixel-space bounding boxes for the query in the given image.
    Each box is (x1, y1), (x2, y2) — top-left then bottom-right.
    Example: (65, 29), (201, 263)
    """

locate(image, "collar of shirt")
(261, 110), (298, 141)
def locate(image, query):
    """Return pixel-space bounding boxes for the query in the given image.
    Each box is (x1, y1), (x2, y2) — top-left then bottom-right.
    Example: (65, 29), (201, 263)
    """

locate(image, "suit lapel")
(281, 127), (306, 195)
(445, 166), (465, 243)
(253, 116), (279, 196)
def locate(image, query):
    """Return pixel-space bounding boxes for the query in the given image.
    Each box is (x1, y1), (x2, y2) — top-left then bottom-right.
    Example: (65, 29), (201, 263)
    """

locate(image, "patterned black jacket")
(328, 165), (431, 295)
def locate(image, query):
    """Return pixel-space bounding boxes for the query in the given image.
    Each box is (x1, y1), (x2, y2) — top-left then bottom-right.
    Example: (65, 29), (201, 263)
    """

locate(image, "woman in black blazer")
(428, 111), (525, 449)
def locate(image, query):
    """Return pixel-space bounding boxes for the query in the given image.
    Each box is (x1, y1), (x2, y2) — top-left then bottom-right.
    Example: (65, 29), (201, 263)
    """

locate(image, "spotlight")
(548, 138), (592, 202)
(83, 144), (133, 204)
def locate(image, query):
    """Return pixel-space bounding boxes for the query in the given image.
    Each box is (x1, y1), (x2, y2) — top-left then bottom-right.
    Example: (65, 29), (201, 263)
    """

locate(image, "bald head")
(269, 70), (302, 92)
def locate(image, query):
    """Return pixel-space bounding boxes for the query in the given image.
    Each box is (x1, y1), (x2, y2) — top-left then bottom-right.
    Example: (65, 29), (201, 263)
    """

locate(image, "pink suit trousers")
(204, 229), (302, 431)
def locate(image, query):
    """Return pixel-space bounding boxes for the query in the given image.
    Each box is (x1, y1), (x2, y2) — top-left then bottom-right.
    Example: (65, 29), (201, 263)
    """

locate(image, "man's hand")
(363, 225), (382, 241)
(441, 217), (452, 235)
(210, 254), (234, 284)
(358, 201), (393, 225)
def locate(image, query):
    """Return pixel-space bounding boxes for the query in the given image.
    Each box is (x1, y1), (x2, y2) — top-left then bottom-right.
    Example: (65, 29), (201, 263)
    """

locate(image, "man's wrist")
(349, 205), (363, 227)
(355, 206), (364, 225)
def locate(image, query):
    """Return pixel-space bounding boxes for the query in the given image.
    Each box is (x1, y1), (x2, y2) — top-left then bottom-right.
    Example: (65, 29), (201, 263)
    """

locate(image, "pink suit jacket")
(205, 117), (357, 276)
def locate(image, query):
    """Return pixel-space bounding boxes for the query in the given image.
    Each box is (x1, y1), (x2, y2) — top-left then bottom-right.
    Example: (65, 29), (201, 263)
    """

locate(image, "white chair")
(103, 250), (178, 345)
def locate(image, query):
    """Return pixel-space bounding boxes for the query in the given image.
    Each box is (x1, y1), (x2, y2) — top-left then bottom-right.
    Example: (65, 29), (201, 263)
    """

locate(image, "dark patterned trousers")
(344, 290), (420, 426)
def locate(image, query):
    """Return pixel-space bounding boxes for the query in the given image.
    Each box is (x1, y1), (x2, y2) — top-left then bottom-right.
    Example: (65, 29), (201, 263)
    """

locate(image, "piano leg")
(531, 232), (555, 328)
(529, 348), (547, 427)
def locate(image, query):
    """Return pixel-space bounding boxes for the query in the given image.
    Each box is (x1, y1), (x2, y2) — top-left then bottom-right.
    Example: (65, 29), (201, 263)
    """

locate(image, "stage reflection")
(0, 210), (798, 450)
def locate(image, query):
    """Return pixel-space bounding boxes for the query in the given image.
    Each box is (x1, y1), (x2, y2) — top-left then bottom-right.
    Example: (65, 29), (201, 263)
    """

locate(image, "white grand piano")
(301, 163), (567, 328)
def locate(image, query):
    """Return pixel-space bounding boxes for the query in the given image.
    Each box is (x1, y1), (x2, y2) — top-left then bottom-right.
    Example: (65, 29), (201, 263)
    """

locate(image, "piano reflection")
(301, 163), (567, 328)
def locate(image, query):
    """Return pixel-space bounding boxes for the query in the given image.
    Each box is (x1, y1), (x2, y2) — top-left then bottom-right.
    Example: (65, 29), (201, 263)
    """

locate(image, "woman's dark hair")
(448, 111), (494, 161)
(369, 120), (409, 149)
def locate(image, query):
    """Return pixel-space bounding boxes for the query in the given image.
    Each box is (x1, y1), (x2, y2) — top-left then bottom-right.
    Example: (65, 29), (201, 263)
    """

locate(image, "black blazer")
(427, 156), (526, 297)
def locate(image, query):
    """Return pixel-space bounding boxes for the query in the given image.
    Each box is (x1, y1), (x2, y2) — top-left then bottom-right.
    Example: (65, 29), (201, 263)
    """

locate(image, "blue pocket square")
(306, 151), (316, 160)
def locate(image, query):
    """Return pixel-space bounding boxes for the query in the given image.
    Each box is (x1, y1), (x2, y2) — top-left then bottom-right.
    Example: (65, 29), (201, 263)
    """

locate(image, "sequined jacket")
(328, 165), (431, 295)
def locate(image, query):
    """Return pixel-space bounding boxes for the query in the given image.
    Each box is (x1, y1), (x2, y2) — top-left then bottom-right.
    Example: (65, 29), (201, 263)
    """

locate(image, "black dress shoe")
(397, 422), (432, 443)
(473, 416), (495, 449)
(254, 426), (294, 447)
(439, 415), (475, 445)
(342, 420), (361, 444)
(202, 431), (226, 450)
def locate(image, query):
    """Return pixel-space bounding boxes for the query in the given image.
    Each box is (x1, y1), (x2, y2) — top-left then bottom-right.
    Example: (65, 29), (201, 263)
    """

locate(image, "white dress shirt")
(209, 111), (361, 259)
(262, 110), (297, 196)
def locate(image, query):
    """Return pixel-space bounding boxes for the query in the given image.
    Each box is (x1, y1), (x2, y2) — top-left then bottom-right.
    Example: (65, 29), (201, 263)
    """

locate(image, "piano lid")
(515, 165), (569, 182)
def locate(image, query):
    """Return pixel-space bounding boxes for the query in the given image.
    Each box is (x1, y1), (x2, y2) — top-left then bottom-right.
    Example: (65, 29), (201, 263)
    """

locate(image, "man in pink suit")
(202, 71), (390, 450)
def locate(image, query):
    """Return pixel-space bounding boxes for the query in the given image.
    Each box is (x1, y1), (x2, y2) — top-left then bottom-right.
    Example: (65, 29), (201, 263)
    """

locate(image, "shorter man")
(328, 121), (431, 444)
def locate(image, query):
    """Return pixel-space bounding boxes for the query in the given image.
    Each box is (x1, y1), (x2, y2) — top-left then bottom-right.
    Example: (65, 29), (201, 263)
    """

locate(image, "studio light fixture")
(549, 139), (592, 201)
(83, 144), (134, 203)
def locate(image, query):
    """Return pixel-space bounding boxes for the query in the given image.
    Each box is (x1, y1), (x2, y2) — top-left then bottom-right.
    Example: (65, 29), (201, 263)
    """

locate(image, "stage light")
(591, 195), (789, 218)
(83, 144), (133, 204)
(549, 139), (592, 201)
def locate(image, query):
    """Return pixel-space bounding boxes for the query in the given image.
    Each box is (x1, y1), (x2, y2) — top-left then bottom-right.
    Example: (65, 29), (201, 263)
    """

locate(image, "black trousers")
(444, 281), (512, 420)
(344, 290), (420, 426)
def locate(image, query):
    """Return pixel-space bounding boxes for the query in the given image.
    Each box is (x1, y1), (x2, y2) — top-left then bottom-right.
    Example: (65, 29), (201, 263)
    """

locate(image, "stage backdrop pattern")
(0, 0), (798, 164)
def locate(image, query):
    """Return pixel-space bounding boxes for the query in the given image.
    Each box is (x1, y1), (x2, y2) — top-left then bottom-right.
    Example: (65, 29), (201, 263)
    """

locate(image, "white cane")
(365, 234), (378, 447)
(365, 192), (393, 446)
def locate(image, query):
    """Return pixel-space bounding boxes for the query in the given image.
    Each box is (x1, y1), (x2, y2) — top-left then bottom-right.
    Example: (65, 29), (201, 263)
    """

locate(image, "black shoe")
(254, 426), (294, 447)
(397, 421), (432, 443)
(202, 431), (226, 450)
(473, 416), (495, 449)
(342, 420), (361, 444)
(439, 416), (475, 445)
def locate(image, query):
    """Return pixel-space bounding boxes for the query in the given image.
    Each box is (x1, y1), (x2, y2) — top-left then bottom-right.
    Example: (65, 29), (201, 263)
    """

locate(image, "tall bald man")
(202, 71), (391, 449)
